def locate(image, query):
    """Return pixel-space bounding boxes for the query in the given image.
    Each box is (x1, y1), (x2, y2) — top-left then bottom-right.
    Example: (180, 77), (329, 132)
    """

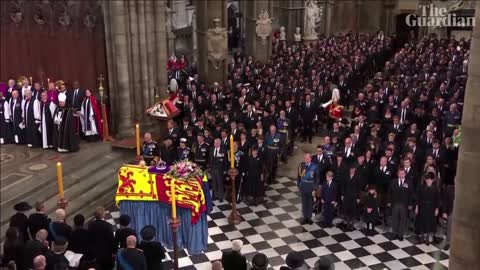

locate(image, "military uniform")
(297, 162), (320, 224)
(192, 142), (210, 169)
(265, 132), (282, 184)
(142, 141), (160, 165)
(177, 146), (191, 161)
(277, 117), (291, 160)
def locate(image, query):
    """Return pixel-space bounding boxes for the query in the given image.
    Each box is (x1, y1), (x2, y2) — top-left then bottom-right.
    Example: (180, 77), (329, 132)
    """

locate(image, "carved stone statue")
(255, 9), (273, 45)
(294, 27), (302, 42)
(279, 26), (286, 41)
(207, 18), (227, 70)
(303, 0), (320, 40)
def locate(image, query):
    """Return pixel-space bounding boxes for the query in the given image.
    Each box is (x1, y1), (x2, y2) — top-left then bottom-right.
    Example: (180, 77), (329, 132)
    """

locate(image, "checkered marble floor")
(104, 177), (450, 270)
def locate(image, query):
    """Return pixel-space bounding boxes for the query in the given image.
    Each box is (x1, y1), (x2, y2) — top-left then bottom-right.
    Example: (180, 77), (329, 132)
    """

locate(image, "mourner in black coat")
(364, 187), (380, 235)
(88, 208), (115, 270)
(415, 173), (440, 245)
(9, 202), (32, 242)
(138, 225), (166, 270)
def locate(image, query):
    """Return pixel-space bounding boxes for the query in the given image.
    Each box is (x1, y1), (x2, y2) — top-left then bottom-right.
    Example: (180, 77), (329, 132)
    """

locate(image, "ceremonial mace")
(98, 75), (114, 142)
(228, 135), (241, 225)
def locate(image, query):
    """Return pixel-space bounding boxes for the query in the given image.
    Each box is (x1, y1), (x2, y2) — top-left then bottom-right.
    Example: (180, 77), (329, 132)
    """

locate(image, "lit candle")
(229, 134), (235, 169)
(135, 124), (140, 156)
(29, 76), (32, 85)
(56, 162), (64, 199)
(47, 78), (50, 85)
(171, 179), (177, 219)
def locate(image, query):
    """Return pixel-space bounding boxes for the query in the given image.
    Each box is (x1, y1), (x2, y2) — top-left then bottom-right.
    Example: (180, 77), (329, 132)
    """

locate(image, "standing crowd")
(1, 30), (466, 269)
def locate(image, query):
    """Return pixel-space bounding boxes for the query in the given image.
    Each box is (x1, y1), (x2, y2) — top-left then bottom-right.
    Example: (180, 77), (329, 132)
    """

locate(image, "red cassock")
(86, 96), (103, 139)
(326, 103), (344, 119)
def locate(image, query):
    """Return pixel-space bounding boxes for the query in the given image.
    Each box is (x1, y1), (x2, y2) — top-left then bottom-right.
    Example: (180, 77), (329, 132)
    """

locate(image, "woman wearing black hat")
(137, 225), (166, 270)
(9, 201), (32, 242)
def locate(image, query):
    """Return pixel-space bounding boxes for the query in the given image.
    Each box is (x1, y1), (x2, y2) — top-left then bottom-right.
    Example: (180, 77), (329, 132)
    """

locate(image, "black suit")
(88, 218), (115, 270)
(67, 88), (85, 109)
(302, 101), (316, 142)
(389, 178), (414, 237)
(373, 166), (393, 194)
(28, 212), (51, 241)
(69, 227), (90, 256)
(312, 154), (331, 183)
(22, 239), (49, 270)
(322, 180), (338, 225)
(221, 251), (247, 270)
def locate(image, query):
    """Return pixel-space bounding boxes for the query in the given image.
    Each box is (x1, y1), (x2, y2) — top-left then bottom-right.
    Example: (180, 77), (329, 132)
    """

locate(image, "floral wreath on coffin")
(165, 160), (204, 181)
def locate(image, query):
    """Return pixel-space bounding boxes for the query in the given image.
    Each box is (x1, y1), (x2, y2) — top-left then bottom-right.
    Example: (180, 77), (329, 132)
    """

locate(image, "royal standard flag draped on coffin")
(116, 165), (158, 203)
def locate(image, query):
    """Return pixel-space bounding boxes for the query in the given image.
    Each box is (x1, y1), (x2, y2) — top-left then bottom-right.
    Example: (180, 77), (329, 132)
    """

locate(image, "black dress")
(9, 213), (30, 242)
(416, 184), (439, 234)
(244, 155), (263, 198)
(364, 193), (379, 224)
(342, 175), (360, 218)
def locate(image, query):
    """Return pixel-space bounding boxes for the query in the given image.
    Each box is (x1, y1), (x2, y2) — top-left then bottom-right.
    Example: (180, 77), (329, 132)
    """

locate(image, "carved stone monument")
(294, 27), (302, 42)
(279, 26), (286, 41)
(207, 18), (227, 70)
(255, 10), (273, 45)
(303, 0), (320, 41)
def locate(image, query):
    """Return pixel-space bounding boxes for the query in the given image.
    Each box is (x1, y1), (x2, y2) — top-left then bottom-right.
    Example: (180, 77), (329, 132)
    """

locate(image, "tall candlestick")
(56, 162), (64, 199)
(29, 76), (32, 85)
(47, 78), (50, 85)
(135, 124), (140, 156)
(171, 179), (177, 219)
(229, 135), (235, 169)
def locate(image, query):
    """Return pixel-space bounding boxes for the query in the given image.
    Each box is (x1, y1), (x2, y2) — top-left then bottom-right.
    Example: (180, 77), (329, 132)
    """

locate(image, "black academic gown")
(0, 99), (13, 143)
(23, 98), (41, 147)
(10, 97), (25, 144)
(39, 101), (55, 148)
(52, 106), (79, 152)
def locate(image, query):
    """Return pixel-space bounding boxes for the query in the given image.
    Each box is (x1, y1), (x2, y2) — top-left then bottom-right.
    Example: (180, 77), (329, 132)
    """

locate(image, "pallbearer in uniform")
(0, 91), (13, 144)
(415, 172), (439, 245)
(80, 89), (103, 142)
(277, 110), (291, 162)
(297, 153), (320, 225)
(52, 92), (79, 152)
(38, 91), (56, 149)
(208, 138), (228, 202)
(176, 138), (191, 161)
(265, 125), (282, 185)
(9, 89), (24, 144)
(141, 132), (160, 166)
(192, 133), (209, 170)
(22, 89), (41, 148)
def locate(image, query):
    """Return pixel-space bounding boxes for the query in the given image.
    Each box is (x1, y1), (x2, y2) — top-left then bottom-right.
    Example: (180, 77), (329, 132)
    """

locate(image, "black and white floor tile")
(104, 177), (450, 270)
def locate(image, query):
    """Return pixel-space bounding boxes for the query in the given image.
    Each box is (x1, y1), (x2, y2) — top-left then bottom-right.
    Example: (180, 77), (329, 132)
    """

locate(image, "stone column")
(449, 7), (480, 270)
(103, 0), (169, 138)
(324, 0), (334, 37)
(127, 0), (144, 122)
(245, 0), (273, 62)
(154, 0), (169, 99)
(108, 0), (134, 137)
(196, 0), (228, 87)
(279, 0), (304, 43)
